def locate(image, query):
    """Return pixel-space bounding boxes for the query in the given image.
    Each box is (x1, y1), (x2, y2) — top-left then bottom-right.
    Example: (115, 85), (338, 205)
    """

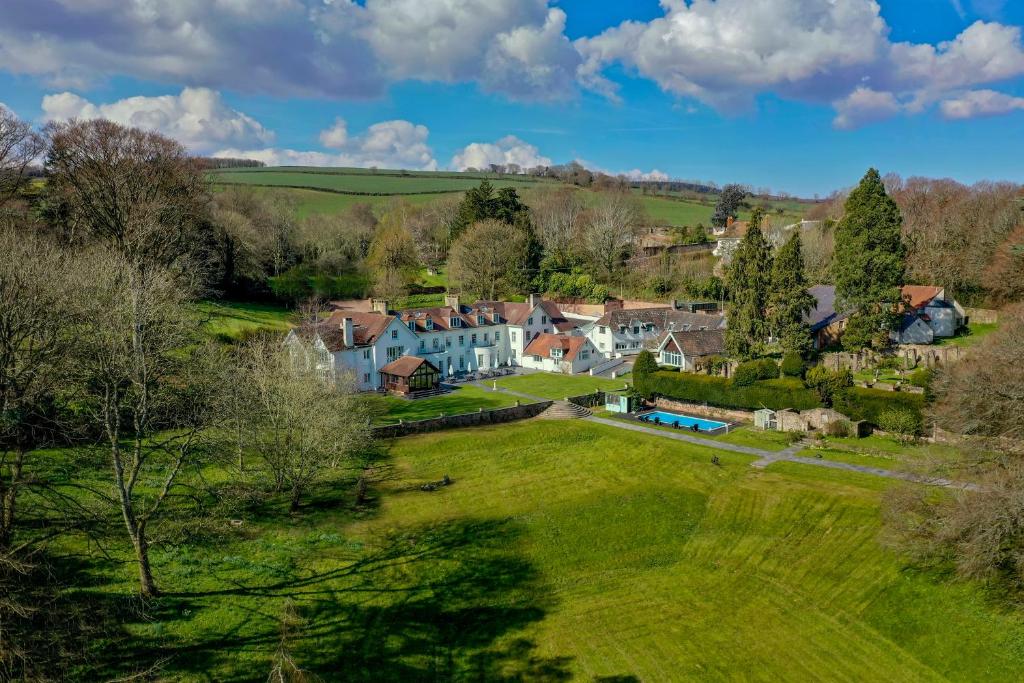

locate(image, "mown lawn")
(937, 321), (999, 348)
(194, 300), (294, 341)
(366, 384), (523, 424)
(52, 420), (1024, 680)
(493, 372), (631, 399)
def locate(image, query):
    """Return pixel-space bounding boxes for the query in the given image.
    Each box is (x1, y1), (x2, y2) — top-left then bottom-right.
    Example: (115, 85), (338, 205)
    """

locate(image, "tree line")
(1, 112), (372, 678)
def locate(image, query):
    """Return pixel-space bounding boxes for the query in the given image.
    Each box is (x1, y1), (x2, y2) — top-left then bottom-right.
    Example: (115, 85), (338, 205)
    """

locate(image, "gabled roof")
(379, 355), (438, 378)
(901, 285), (943, 310)
(524, 333), (592, 362)
(656, 330), (725, 357)
(473, 299), (574, 331)
(397, 305), (500, 333)
(300, 311), (395, 352)
(804, 285), (853, 332)
(593, 307), (726, 332)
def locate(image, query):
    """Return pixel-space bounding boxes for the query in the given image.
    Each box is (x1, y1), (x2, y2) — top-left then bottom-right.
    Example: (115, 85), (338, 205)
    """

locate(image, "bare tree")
(583, 190), (644, 281)
(238, 338), (370, 513)
(0, 108), (44, 207)
(447, 219), (527, 300)
(530, 187), (586, 264)
(930, 303), (1024, 440)
(44, 119), (209, 271)
(366, 213), (420, 299)
(73, 252), (224, 596)
(0, 226), (83, 550)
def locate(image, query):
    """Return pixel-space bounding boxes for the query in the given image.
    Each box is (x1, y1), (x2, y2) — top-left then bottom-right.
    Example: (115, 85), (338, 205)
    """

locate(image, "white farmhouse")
(521, 333), (601, 374)
(583, 308), (726, 359)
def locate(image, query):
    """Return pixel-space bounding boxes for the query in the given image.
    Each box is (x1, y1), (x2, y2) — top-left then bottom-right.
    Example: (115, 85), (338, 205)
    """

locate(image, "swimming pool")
(638, 410), (729, 433)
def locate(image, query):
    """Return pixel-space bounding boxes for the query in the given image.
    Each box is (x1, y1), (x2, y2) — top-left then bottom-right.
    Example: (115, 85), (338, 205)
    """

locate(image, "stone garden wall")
(373, 401), (553, 439)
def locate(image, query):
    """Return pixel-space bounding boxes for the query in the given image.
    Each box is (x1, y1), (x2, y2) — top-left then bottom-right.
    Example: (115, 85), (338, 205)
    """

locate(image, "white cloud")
(832, 87), (904, 129)
(450, 135), (552, 171)
(318, 119), (349, 149)
(0, 0), (578, 101)
(577, 0), (1024, 126)
(216, 118), (438, 171)
(576, 0), (887, 110)
(624, 169), (670, 182)
(940, 89), (1024, 119)
(40, 87), (273, 152)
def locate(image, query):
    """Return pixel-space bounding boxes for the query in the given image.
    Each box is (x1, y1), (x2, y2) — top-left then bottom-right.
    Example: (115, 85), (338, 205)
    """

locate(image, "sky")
(1, 0), (1024, 197)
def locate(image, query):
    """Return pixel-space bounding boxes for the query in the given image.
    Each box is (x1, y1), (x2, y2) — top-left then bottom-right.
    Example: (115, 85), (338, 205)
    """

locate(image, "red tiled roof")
(901, 285), (943, 310)
(523, 333), (591, 362)
(379, 355), (438, 378)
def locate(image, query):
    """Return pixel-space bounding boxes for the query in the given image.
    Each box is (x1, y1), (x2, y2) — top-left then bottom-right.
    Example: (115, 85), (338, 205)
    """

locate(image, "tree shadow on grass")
(86, 518), (573, 682)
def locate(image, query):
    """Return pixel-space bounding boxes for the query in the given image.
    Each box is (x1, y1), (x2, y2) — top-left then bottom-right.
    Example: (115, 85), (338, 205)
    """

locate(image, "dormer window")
(450, 317), (459, 328)
(477, 315), (484, 325)
(407, 321), (415, 331)
(551, 348), (563, 359)
(425, 317), (434, 331)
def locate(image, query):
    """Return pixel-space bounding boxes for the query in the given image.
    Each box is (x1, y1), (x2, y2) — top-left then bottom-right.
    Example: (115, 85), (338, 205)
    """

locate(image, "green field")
(54, 420), (1024, 680)
(210, 168), (553, 195)
(493, 372), (631, 399)
(366, 383), (522, 424)
(194, 300), (294, 341)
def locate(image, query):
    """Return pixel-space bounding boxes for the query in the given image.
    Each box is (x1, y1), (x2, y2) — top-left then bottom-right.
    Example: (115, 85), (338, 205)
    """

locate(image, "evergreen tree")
(711, 184), (747, 228)
(832, 168), (905, 350)
(452, 179), (496, 238)
(768, 232), (816, 355)
(725, 208), (773, 358)
(632, 349), (659, 397)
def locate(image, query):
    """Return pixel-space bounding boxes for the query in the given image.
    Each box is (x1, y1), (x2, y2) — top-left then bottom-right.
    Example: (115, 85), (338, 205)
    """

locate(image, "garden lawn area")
(366, 384), (523, 424)
(937, 321), (999, 348)
(194, 300), (293, 341)
(798, 434), (968, 470)
(54, 419), (1024, 680)
(493, 371), (631, 399)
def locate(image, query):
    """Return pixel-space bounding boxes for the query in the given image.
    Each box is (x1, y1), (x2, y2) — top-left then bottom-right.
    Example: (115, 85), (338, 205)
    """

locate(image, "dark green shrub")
(781, 352), (805, 378)
(833, 387), (924, 433)
(733, 358), (780, 386)
(642, 371), (820, 411)
(805, 366), (853, 406)
(704, 355), (728, 376)
(875, 408), (920, 442)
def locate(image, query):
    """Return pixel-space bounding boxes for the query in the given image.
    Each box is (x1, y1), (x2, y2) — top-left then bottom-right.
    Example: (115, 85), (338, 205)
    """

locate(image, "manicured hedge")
(833, 387), (925, 431)
(640, 371), (821, 412)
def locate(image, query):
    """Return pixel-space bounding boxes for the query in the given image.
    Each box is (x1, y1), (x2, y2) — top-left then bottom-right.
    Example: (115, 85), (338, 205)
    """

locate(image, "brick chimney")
(727, 215), (735, 228)
(528, 293), (541, 308)
(371, 298), (390, 315)
(340, 317), (354, 347)
(444, 293), (460, 311)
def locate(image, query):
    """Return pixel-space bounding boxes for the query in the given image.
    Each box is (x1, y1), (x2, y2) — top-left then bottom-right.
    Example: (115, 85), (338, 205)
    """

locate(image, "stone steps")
(536, 400), (592, 420)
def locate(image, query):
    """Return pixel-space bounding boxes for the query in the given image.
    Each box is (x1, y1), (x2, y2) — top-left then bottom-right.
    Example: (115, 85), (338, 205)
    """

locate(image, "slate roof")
(669, 329), (726, 357)
(523, 333), (591, 362)
(593, 307), (726, 332)
(804, 285), (853, 332)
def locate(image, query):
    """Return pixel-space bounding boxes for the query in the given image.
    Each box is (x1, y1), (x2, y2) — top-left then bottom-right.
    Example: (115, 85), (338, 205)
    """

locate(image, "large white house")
(521, 333), (601, 374)
(284, 294), (581, 390)
(582, 307), (726, 359)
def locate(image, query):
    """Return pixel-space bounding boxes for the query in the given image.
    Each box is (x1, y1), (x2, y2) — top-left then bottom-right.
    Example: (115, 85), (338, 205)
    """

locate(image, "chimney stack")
(340, 317), (354, 347)
(371, 298), (390, 315)
(727, 216), (735, 228)
(528, 293), (541, 308)
(444, 293), (460, 311)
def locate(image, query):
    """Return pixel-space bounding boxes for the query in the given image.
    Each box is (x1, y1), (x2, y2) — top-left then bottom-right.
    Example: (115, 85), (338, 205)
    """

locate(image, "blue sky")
(1, 0), (1023, 196)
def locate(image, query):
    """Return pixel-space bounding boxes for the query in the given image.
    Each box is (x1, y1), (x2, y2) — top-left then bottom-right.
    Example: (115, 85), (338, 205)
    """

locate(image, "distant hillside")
(207, 166), (812, 225)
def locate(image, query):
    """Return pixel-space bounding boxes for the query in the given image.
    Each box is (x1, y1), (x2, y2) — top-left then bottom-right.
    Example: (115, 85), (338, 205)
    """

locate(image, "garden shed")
(753, 408), (777, 431)
(605, 389), (641, 414)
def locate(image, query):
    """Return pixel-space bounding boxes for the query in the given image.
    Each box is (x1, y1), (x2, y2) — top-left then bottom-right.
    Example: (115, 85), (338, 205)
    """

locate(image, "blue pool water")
(639, 411), (728, 432)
